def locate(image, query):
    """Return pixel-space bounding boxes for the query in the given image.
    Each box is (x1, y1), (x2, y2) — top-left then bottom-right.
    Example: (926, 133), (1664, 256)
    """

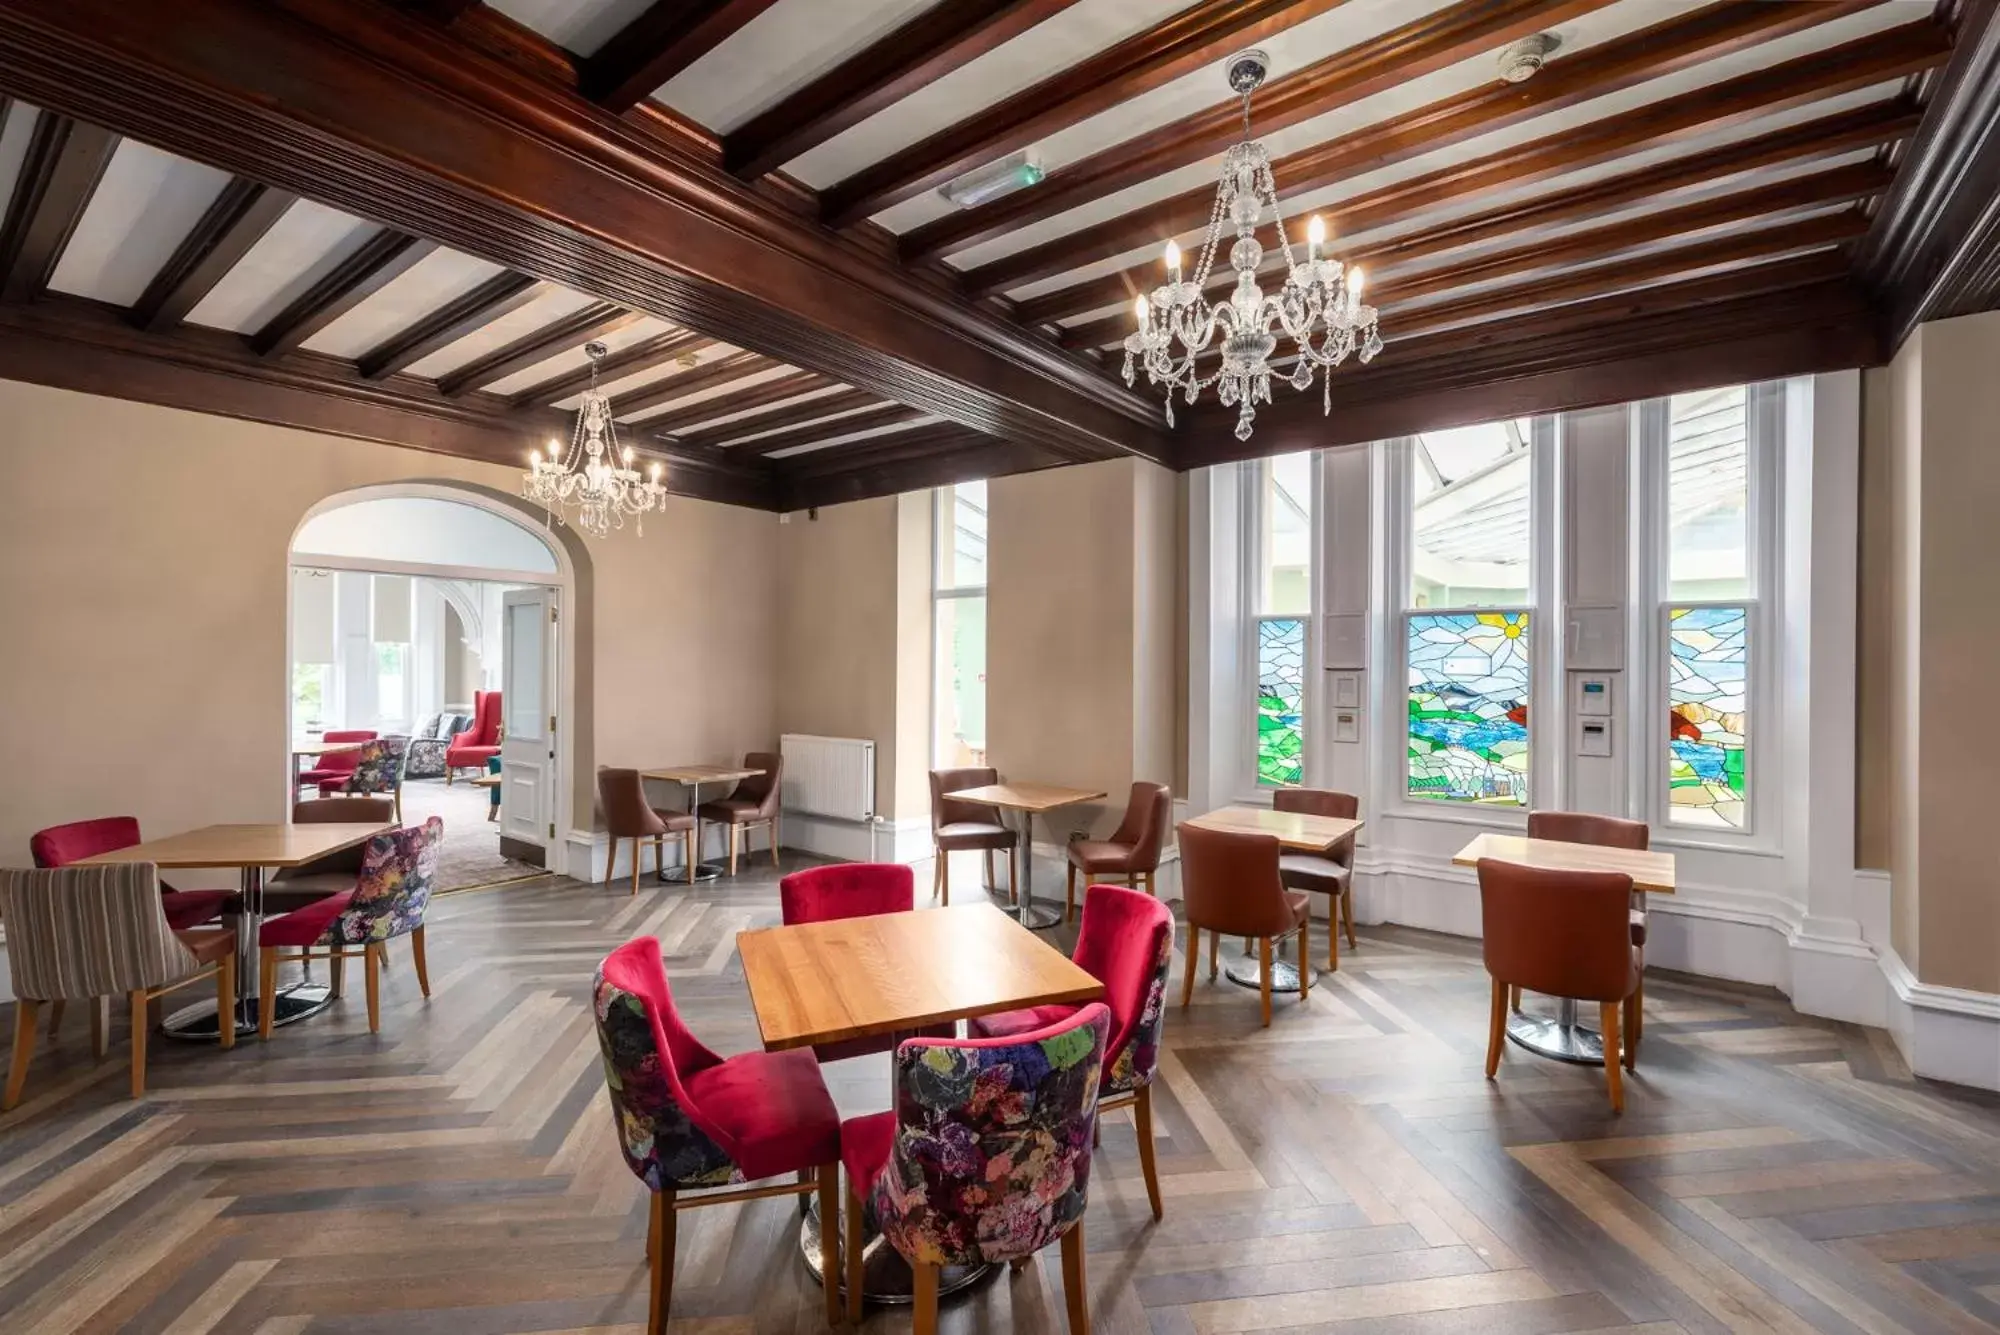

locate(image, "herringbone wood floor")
(4, 851), (1999, 1334)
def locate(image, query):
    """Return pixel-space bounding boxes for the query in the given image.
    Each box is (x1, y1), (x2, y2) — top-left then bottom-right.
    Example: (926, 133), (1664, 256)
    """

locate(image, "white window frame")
(931, 482), (988, 770)
(1632, 382), (1782, 847)
(1239, 451), (1321, 797)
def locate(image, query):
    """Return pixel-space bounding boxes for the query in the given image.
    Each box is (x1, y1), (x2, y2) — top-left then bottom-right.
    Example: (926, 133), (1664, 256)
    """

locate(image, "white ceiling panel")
(716, 398), (899, 446)
(0, 102), (40, 229)
(565, 338), (746, 409)
(302, 247), (506, 358)
(484, 0), (654, 56)
(620, 370), (830, 424)
(184, 199), (380, 334)
(47, 139), (230, 306)
(656, 0), (942, 134)
(401, 284), (598, 379)
(781, 0), (1181, 190)
(763, 415), (944, 459)
(488, 313), (677, 398)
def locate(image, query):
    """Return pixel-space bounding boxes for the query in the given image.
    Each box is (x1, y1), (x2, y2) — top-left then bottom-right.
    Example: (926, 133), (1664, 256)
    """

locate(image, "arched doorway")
(287, 482), (589, 882)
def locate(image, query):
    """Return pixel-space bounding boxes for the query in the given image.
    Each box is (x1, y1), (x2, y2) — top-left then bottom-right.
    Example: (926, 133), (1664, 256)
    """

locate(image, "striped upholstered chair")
(2, 863), (237, 1107)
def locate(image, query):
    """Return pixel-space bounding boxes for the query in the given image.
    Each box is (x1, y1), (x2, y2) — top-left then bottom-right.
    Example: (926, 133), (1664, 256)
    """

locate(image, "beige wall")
(0, 378), (777, 873)
(1857, 313), (2000, 993)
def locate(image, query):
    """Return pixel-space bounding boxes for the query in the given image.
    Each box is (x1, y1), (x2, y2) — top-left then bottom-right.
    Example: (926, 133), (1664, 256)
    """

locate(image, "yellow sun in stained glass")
(1475, 612), (1527, 639)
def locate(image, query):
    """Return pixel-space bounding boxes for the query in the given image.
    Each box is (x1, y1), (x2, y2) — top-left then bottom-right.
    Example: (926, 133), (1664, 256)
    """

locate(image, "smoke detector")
(1496, 32), (1561, 83)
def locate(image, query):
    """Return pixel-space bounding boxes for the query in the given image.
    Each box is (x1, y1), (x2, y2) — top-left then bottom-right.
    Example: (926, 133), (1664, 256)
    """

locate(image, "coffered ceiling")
(0, 0), (1994, 510)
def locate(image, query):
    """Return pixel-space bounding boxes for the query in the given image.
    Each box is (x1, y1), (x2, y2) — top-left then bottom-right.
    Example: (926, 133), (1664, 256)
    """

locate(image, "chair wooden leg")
(217, 956), (236, 1052)
(1485, 979), (1506, 1078)
(1326, 894), (1340, 971)
(632, 836), (643, 897)
(1298, 921), (1310, 1001)
(1508, 984), (1522, 1012)
(912, 1261), (940, 1335)
(411, 925), (431, 999)
(814, 1166), (839, 1325)
(1207, 928), (1218, 981)
(1623, 990), (1639, 1071)
(1259, 937), (1273, 1028)
(364, 943), (382, 1034)
(89, 997), (110, 1060)
(845, 1176), (866, 1323)
(769, 819), (781, 870)
(684, 829), (697, 885)
(1065, 862), (1077, 924)
(1342, 888), (1357, 950)
(727, 823), (739, 877)
(1133, 1084), (1163, 1221)
(128, 990), (148, 1098)
(5, 1000), (39, 1111)
(603, 836), (616, 886)
(939, 849), (949, 906)
(259, 949), (279, 1040)
(1060, 1223), (1091, 1335)
(984, 847), (994, 889)
(653, 834), (664, 886)
(647, 1187), (676, 1335)
(45, 1000), (65, 1041)
(1629, 976), (1644, 1058)
(1180, 926), (1199, 1008)
(330, 950), (345, 1001)
(1599, 1001), (1624, 1113)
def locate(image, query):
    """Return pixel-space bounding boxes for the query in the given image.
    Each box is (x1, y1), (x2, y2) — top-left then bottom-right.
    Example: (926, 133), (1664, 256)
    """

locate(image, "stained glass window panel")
(1256, 617), (1305, 786)
(1668, 605), (1748, 828)
(1407, 612), (1529, 804)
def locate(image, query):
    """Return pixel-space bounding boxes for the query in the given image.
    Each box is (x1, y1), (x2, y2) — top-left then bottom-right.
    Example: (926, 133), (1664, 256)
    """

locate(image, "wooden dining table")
(1453, 832), (1677, 1064)
(79, 821), (392, 1039)
(639, 763), (762, 883)
(1184, 803), (1364, 990)
(737, 902), (1103, 1302)
(941, 780), (1106, 929)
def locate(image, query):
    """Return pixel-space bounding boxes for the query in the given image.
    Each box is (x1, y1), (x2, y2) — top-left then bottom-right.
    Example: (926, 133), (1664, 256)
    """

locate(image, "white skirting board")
(779, 813), (932, 866)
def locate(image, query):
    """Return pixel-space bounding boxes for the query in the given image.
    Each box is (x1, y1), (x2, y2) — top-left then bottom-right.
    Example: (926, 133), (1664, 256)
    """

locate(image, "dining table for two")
(940, 779), (1105, 929)
(639, 762), (764, 883)
(1181, 802), (1363, 990)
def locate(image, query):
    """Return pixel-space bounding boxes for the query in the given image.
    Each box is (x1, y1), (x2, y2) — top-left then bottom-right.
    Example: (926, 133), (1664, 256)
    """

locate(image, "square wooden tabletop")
(1452, 833), (1676, 894)
(290, 740), (367, 757)
(641, 764), (762, 785)
(737, 903), (1105, 1052)
(75, 822), (392, 870)
(943, 781), (1107, 813)
(1181, 804), (1362, 852)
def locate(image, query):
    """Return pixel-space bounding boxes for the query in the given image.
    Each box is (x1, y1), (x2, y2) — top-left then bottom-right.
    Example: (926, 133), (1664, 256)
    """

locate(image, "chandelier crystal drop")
(522, 340), (667, 539)
(1124, 49), (1382, 443)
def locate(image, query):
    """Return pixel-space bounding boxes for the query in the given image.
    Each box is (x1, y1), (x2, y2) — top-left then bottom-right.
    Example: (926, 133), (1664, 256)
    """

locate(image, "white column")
(1319, 444), (1371, 802)
(1559, 404), (1631, 816)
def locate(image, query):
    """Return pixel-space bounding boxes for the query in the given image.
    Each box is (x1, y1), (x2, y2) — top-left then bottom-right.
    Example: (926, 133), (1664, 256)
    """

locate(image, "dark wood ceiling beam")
(680, 385), (884, 444)
(900, 0), (1620, 262)
(645, 368), (835, 436)
(507, 328), (712, 407)
(778, 433), (1063, 511)
(607, 349), (772, 417)
(0, 114), (118, 302)
(964, 2), (1929, 297)
(436, 302), (643, 395)
(819, 0), (1348, 227)
(780, 421), (998, 476)
(725, 0), (1081, 181)
(251, 230), (437, 356)
(1022, 96), (1921, 334)
(738, 402), (928, 456)
(583, 0), (784, 114)
(130, 178), (297, 330)
(356, 271), (540, 379)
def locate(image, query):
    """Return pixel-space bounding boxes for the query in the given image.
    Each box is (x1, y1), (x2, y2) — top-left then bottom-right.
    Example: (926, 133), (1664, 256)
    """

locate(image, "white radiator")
(780, 734), (876, 822)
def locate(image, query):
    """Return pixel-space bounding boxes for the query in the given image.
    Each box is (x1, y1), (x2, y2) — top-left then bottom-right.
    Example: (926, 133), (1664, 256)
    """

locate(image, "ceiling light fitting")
(939, 150), (1045, 208)
(1497, 32), (1561, 83)
(523, 341), (667, 539)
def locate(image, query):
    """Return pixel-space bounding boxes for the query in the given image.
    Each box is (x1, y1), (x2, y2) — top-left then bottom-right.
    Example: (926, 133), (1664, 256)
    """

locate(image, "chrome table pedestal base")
(1225, 938), (1316, 991)
(1507, 997), (1604, 1065)
(161, 985), (334, 1041)
(798, 1197), (992, 1304)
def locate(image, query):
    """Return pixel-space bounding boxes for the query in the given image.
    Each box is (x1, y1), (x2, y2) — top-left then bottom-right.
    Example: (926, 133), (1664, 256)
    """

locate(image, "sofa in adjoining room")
(404, 708), (473, 780)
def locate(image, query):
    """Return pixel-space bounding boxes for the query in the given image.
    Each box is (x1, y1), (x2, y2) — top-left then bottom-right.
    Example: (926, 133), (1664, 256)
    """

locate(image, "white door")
(500, 587), (558, 852)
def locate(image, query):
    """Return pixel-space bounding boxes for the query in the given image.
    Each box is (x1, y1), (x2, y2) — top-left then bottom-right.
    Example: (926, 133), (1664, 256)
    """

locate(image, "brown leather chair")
(929, 766), (1016, 906)
(1272, 788), (1358, 968)
(266, 797), (397, 913)
(1176, 821), (1310, 1027)
(696, 752), (782, 876)
(1526, 810), (1650, 1053)
(1065, 781), (1171, 922)
(600, 768), (697, 894)
(1477, 858), (1639, 1111)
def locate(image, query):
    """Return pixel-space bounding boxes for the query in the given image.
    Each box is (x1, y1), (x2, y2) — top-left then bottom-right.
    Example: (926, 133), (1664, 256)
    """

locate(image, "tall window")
(1662, 385), (1753, 829)
(933, 481), (988, 768)
(1254, 454), (1311, 786)
(1405, 420), (1533, 805)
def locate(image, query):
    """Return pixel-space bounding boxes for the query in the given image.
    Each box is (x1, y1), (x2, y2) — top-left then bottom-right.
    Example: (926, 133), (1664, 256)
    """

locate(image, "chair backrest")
(344, 737), (409, 795)
(779, 863), (913, 925)
(317, 730), (378, 776)
(1527, 810), (1649, 850)
(598, 768), (666, 839)
(731, 752), (783, 816)
(593, 937), (742, 1190)
(324, 816), (442, 944)
(475, 691), (503, 744)
(1108, 782), (1172, 868)
(1273, 787), (1359, 868)
(931, 766), (1000, 831)
(289, 796), (396, 876)
(875, 1003), (1111, 1267)
(0, 864), (198, 1001)
(1073, 884), (1174, 1094)
(1176, 821), (1296, 938)
(1477, 859), (1635, 1002)
(30, 816), (142, 868)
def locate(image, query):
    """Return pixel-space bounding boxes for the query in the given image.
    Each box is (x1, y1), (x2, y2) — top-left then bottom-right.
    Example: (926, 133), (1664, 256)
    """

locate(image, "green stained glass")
(1256, 618), (1304, 786)
(1668, 604), (1748, 828)
(1407, 612), (1530, 804)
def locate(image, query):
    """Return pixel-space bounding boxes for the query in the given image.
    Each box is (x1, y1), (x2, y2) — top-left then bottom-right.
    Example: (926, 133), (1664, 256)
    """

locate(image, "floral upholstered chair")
(319, 735), (410, 822)
(592, 937), (842, 1332)
(840, 1003), (1111, 1330)
(971, 883), (1174, 1219)
(255, 816), (440, 1037)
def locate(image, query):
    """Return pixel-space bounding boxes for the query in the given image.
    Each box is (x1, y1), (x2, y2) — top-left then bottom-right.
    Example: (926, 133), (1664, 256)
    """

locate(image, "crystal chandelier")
(1125, 49), (1382, 442)
(523, 340), (667, 538)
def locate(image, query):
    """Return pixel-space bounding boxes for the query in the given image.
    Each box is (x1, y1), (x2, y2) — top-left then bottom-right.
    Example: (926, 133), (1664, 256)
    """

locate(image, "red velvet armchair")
(297, 730), (376, 792)
(445, 691), (501, 783)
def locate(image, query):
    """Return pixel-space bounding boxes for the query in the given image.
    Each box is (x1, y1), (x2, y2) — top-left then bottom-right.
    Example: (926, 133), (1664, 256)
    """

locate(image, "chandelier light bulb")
(623, 446), (635, 463)
(1164, 239), (1181, 277)
(1307, 214), (1325, 255)
(1348, 266), (1365, 312)
(1135, 294), (1150, 323)
(650, 462), (663, 481)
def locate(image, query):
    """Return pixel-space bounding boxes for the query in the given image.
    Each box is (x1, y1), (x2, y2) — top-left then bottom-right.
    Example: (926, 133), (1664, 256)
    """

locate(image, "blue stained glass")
(1668, 605), (1748, 828)
(1407, 612), (1530, 804)
(1256, 618), (1304, 786)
